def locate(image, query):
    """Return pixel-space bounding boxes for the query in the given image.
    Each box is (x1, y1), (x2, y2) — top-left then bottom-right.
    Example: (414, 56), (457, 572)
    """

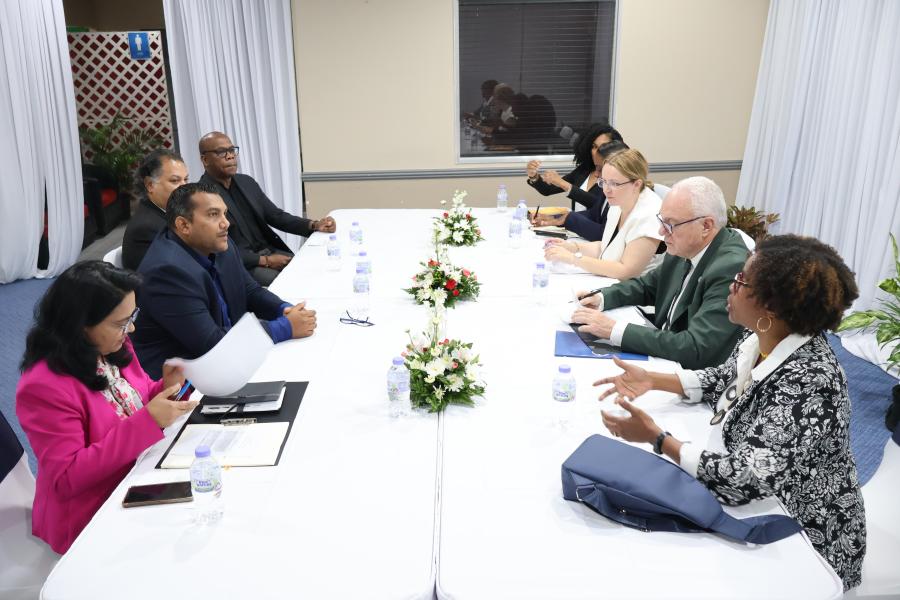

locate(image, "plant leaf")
(837, 311), (881, 331)
(879, 278), (900, 296)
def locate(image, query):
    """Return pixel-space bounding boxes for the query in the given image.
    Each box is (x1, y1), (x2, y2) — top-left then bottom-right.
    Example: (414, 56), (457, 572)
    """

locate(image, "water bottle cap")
(518, 200), (527, 206)
(359, 251), (367, 256)
(392, 356), (405, 366)
(194, 445), (211, 458)
(356, 265), (366, 273)
(329, 234), (337, 240)
(536, 262), (546, 269)
(558, 365), (571, 374)
(352, 221), (360, 226)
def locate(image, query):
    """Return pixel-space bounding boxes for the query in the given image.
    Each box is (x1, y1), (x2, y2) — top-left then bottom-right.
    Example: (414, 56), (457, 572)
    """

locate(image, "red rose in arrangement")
(462, 269), (470, 277)
(445, 279), (458, 290)
(466, 214), (472, 220)
(453, 289), (460, 296)
(443, 212), (449, 218)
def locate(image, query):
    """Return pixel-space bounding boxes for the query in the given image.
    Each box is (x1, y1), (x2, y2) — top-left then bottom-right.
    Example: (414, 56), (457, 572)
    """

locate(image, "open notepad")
(159, 422), (289, 468)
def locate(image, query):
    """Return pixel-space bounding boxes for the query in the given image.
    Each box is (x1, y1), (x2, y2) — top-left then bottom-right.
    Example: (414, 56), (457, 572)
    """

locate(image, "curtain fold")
(163, 0), (304, 250)
(737, 0), (900, 312)
(0, 0), (82, 283)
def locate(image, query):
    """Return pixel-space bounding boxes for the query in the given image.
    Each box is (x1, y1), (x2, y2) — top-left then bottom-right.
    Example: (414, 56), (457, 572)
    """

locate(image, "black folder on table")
(200, 381), (286, 405)
(155, 381), (307, 469)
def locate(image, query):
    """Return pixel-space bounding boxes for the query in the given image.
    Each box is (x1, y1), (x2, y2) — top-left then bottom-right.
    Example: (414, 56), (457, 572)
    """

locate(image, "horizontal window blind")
(459, 0), (616, 158)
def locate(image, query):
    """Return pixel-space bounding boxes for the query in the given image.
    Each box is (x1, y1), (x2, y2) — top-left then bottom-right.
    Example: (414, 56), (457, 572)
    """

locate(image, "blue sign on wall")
(128, 32), (151, 60)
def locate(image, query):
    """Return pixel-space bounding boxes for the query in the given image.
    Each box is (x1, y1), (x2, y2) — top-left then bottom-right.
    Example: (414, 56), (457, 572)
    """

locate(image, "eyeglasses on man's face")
(655, 214), (707, 236)
(119, 307), (140, 336)
(599, 178), (634, 190)
(202, 146), (240, 159)
(731, 272), (752, 290)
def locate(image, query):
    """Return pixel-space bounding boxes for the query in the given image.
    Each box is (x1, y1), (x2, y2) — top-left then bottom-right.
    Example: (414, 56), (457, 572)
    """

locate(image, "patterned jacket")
(692, 332), (865, 590)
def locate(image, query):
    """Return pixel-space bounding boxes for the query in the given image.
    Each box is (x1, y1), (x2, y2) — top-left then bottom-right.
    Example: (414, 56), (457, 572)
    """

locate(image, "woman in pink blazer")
(16, 261), (198, 554)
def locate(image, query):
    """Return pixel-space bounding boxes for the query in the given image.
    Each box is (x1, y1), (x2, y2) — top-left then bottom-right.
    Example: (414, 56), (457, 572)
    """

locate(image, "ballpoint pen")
(533, 204), (541, 225)
(575, 287), (605, 301)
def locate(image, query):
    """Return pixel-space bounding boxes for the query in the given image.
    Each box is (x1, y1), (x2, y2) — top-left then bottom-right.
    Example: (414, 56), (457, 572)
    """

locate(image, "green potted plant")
(837, 234), (900, 433)
(727, 205), (780, 242)
(79, 111), (162, 193)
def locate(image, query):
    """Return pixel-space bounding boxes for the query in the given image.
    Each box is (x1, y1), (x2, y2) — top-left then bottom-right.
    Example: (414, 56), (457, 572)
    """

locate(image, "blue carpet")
(827, 334), (897, 485)
(0, 277), (53, 473)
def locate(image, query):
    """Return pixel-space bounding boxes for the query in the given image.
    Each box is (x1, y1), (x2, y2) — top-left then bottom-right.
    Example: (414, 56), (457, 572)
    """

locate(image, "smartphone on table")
(122, 481), (193, 508)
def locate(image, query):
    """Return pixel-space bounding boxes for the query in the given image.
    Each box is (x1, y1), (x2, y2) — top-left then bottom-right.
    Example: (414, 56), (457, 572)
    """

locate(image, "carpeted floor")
(0, 277), (54, 473)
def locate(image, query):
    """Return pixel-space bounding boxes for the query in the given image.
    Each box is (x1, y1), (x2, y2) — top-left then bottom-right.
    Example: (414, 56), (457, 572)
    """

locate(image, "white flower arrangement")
(433, 190), (483, 247)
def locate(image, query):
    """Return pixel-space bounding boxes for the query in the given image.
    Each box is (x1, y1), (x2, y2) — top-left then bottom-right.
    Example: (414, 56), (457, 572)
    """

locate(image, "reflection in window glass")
(459, 0), (616, 158)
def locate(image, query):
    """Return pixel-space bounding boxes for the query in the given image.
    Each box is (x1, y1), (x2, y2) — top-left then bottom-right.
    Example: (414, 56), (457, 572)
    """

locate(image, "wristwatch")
(653, 431), (671, 455)
(573, 251), (583, 262)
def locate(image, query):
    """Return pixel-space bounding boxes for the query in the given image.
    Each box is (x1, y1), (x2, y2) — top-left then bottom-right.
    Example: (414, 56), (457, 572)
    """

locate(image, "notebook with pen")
(554, 328), (648, 361)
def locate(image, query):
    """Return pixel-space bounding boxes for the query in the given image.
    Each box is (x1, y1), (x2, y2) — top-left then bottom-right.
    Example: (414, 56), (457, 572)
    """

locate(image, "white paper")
(165, 314), (274, 397)
(160, 422), (290, 468)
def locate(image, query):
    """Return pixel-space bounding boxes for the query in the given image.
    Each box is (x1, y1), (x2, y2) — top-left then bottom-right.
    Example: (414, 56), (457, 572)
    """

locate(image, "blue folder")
(554, 330), (648, 361)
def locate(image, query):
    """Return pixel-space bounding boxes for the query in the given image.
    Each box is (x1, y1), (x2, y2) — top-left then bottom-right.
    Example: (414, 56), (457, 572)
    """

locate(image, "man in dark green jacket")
(572, 177), (749, 369)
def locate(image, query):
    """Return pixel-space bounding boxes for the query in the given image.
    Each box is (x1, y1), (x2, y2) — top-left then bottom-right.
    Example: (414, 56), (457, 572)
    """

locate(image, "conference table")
(40, 208), (843, 599)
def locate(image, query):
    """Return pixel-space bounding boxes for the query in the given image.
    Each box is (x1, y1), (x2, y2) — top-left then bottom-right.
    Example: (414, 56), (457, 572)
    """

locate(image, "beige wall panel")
(303, 169), (741, 218)
(614, 0), (769, 162)
(293, 0), (768, 173)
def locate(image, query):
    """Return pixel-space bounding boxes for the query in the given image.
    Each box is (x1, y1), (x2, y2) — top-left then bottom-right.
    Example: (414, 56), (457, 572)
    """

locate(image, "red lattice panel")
(69, 32), (174, 162)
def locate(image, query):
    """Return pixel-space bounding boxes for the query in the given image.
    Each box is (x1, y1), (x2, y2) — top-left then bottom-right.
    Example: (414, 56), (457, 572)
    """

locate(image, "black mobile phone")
(122, 481), (193, 508)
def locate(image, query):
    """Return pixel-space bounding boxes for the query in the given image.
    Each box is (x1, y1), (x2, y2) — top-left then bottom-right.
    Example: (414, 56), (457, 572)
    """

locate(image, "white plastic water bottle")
(532, 261), (550, 305)
(508, 215), (523, 248)
(496, 184), (508, 213)
(189, 445), (223, 525)
(326, 234), (341, 271)
(387, 356), (411, 417)
(514, 199), (528, 221)
(552, 365), (577, 426)
(351, 265), (370, 320)
(349, 221), (364, 254)
(356, 250), (372, 274)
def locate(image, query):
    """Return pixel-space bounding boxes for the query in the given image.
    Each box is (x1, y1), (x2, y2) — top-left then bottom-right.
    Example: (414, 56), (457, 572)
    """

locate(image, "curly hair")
(574, 122), (624, 168)
(749, 235), (859, 335)
(21, 261), (142, 390)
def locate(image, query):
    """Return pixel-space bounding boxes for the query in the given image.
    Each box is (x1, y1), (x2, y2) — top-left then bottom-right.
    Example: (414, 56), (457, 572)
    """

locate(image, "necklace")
(759, 350), (769, 359)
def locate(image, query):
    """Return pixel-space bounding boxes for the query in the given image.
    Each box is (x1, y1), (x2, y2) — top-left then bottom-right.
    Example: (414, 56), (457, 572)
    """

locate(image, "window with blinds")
(458, 0), (616, 159)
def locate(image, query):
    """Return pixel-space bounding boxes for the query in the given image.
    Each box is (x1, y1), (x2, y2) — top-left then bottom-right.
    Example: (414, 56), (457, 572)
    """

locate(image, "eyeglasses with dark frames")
(339, 311), (375, 327)
(732, 272), (752, 290)
(201, 146), (240, 159)
(655, 214), (708, 235)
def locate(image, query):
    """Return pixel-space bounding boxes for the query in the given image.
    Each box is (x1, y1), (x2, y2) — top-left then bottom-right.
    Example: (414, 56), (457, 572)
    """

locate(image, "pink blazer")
(15, 341), (165, 553)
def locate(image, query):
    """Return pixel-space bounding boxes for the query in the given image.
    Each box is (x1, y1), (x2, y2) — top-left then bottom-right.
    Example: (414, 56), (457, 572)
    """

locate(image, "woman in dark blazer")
(527, 123), (625, 241)
(596, 235), (866, 591)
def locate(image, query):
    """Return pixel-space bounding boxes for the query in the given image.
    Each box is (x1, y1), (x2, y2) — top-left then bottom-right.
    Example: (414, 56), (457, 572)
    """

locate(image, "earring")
(756, 315), (772, 333)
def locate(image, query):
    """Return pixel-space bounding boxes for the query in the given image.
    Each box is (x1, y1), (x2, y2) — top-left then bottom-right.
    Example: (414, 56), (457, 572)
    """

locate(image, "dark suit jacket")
(602, 227), (749, 369)
(132, 228), (287, 379)
(200, 172), (314, 270)
(122, 199), (167, 271)
(528, 163), (608, 241)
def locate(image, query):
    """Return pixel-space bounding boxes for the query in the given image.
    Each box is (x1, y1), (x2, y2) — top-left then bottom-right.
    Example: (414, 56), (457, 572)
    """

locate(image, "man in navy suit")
(198, 131), (336, 285)
(132, 182), (317, 379)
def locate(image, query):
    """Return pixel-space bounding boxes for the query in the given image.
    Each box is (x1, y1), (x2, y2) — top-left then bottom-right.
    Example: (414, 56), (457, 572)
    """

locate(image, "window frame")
(453, 0), (621, 164)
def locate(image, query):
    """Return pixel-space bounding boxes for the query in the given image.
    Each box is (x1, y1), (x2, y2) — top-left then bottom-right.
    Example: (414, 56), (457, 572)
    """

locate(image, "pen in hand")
(574, 287), (605, 302)
(532, 204), (541, 225)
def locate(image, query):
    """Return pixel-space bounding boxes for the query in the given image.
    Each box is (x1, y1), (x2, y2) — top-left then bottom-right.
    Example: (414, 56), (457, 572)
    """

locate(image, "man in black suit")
(122, 149), (189, 270)
(132, 182), (317, 379)
(197, 131), (337, 285)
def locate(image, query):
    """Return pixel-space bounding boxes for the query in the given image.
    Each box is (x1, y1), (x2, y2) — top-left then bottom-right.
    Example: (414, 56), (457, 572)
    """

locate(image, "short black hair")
(133, 148), (184, 199)
(20, 261), (142, 390)
(574, 122), (624, 168)
(596, 140), (629, 161)
(165, 181), (219, 229)
(480, 79), (499, 94)
(749, 235), (859, 335)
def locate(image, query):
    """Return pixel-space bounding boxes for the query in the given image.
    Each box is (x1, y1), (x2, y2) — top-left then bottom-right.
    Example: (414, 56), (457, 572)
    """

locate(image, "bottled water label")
(327, 245), (341, 259)
(190, 455), (223, 525)
(497, 186), (508, 212)
(353, 277), (370, 294)
(532, 272), (549, 289)
(387, 376), (410, 402)
(552, 377), (576, 403)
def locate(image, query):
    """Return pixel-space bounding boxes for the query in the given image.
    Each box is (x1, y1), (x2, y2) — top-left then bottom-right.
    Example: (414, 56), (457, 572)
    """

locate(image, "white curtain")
(162, 0), (305, 249)
(0, 0), (83, 283)
(737, 0), (900, 313)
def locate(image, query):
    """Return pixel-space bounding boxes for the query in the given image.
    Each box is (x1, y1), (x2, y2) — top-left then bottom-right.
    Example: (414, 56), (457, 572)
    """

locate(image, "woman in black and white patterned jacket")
(595, 234), (866, 591)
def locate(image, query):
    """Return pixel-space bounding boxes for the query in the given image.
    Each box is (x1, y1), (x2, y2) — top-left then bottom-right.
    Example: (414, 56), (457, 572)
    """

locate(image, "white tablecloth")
(42, 209), (842, 600)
